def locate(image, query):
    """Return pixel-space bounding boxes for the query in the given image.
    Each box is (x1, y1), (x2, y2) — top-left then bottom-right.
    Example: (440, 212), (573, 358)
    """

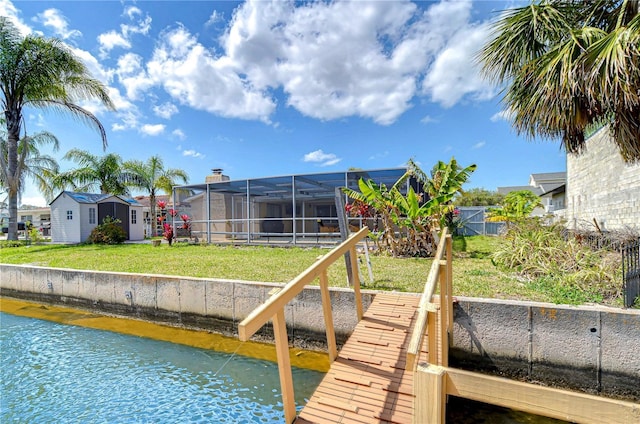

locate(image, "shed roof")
(50, 191), (142, 206)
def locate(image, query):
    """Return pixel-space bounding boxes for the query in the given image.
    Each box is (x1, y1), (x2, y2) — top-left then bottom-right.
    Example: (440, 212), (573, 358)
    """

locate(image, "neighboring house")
(565, 127), (640, 231)
(50, 192), (144, 243)
(17, 206), (52, 236)
(498, 171), (566, 217)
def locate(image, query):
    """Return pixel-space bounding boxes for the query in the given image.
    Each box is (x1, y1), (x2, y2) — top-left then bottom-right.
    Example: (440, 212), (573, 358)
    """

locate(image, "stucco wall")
(566, 127), (640, 231)
(1, 264), (639, 401)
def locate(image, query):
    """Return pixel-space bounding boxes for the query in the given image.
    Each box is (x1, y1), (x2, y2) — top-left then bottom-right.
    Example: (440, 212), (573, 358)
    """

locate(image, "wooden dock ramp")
(296, 293), (424, 423)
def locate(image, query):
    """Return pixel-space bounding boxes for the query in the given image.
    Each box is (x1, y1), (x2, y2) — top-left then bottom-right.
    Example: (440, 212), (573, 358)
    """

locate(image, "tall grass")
(491, 220), (622, 304)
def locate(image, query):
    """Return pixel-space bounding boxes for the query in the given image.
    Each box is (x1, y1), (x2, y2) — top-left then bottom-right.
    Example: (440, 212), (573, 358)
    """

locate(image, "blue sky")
(3, 0), (566, 207)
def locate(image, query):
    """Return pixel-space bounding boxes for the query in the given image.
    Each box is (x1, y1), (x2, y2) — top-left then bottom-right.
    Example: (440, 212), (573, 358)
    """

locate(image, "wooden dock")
(296, 293), (426, 423)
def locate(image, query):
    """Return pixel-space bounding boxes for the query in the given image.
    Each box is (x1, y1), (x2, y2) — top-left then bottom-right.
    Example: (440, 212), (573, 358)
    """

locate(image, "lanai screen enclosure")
(172, 168), (410, 245)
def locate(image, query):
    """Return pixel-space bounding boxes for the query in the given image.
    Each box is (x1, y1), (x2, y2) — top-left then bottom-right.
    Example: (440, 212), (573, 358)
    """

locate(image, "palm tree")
(479, 0), (640, 162)
(123, 155), (188, 236)
(0, 129), (60, 206)
(1, 17), (115, 240)
(56, 149), (128, 195)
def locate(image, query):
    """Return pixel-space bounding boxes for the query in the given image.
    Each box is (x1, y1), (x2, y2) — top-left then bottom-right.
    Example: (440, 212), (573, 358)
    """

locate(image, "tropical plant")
(486, 190), (543, 224)
(55, 149), (128, 195)
(122, 155), (188, 236)
(0, 126), (60, 204)
(479, 0), (640, 162)
(343, 157), (475, 256)
(1, 17), (114, 240)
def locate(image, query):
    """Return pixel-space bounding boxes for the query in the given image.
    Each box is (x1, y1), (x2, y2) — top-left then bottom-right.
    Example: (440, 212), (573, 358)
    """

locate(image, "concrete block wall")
(566, 127), (640, 230)
(452, 297), (640, 401)
(0, 264), (372, 344)
(1, 264), (639, 401)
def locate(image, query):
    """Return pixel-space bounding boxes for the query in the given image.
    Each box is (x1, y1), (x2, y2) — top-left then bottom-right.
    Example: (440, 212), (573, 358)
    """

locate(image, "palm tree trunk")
(149, 192), (157, 236)
(5, 109), (21, 241)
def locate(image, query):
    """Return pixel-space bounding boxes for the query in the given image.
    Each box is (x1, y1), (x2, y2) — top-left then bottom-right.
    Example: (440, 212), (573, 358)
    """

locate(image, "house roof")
(537, 182), (565, 194)
(50, 191), (142, 206)
(529, 172), (566, 187)
(176, 168), (409, 200)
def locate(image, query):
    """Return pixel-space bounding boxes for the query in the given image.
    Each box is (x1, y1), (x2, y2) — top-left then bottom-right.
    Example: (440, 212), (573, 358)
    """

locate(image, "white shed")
(50, 192), (144, 243)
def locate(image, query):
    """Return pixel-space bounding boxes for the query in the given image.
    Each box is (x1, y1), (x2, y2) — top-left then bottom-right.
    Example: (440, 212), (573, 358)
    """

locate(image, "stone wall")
(566, 127), (640, 231)
(1, 264), (639, 401)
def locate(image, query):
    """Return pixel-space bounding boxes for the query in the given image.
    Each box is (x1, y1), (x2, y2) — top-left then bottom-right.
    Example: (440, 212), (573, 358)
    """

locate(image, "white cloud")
(1, 1), (33, 36)
(34, 9), (81, 39)
(98, 31), (131, 57)
(116, 53), (154, 100)
(153, 102), (179, 119)
(124, 6), (142, 20)
(303, 149), (342, 167)
(490, 109), (514, 122)
(183, 149), (204, 158)
(146, 25), (275, 122)
(223, 0), (423, 125)
(369, 151), (389, 160)
(422, 20), (496, 107)
(473, 141), (486, 149)
(420, 115), (437, 124)
(139, 124), (165, 136)
(19, 195), (48, 208)
(172, 129), (186, 140)
(97, 7), (151, 58)
(206, 10), (224, 27)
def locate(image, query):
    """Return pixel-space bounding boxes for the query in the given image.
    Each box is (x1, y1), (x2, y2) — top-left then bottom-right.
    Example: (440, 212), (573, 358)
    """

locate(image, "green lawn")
(0, 236), (623, 306)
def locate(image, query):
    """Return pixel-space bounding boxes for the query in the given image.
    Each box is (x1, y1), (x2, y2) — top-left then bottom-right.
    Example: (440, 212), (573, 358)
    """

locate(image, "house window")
(21, 215), (32, 223)
(89, 208), (96, 224)
(66, 210), (73, 220)
(131, 210), (137, 224)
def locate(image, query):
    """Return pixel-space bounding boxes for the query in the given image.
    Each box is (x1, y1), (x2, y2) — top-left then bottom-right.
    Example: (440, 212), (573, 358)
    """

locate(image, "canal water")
(1, 311), (568, 423)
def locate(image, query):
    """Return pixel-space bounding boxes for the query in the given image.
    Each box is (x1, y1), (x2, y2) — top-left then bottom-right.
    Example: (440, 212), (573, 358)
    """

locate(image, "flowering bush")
(157, 200), (167, 209)
(163, 222), (174, 245)
(180, 214), (191, 230)
(168, 208), (178, 217)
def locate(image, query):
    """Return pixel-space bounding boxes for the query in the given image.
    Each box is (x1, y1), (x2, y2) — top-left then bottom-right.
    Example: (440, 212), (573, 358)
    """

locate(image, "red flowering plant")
(180, 214), (192, 238)
(168, 208), (178, 217)
(157, 200), (167, 210)
(162, 222), (174, 246)
(345, 199), (374, 228)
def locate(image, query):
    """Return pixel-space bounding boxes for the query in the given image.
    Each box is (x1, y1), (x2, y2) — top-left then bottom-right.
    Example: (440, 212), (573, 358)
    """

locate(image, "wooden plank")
(414, 364), (446, 424)
(317, 397), (360, 413)
(319, 269), (338, 362)
(349, 246), (364, 320)
(238, 227), (368, 341)
(272, 310), (296, 424)
(298, 293), (421, 423)
(445, 234), (454, 346)
(445, 367), (640, 424)
(406, 228), (449, 370)
(438, 263), (448, 367)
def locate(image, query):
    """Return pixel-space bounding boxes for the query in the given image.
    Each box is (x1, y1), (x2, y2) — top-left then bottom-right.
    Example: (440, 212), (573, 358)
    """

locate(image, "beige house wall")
(566, 127), (640, 231)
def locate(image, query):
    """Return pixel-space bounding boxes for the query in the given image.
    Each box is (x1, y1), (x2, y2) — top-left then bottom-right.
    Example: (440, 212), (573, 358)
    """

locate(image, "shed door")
(98, 202), (130, 239)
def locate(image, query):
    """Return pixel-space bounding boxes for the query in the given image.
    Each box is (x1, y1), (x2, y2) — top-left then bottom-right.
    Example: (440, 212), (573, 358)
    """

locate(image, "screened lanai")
(171, 168), (410, 245)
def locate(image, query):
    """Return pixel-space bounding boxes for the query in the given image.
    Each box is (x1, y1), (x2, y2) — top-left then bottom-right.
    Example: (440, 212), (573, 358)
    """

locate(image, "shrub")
(492, 220), (622, 304)
(89, 216), (127, 244)
(0, 240), (26, 248)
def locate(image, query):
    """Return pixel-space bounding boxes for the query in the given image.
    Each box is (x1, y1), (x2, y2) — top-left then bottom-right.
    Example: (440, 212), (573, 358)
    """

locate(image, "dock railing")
(406, 227), (453, 372)
(238, 227), (369, 424)
(406, 228), (640, 424)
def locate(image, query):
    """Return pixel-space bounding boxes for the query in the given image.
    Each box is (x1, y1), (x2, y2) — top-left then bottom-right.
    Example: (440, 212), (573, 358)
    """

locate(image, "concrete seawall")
(1, 264), (639, 402)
